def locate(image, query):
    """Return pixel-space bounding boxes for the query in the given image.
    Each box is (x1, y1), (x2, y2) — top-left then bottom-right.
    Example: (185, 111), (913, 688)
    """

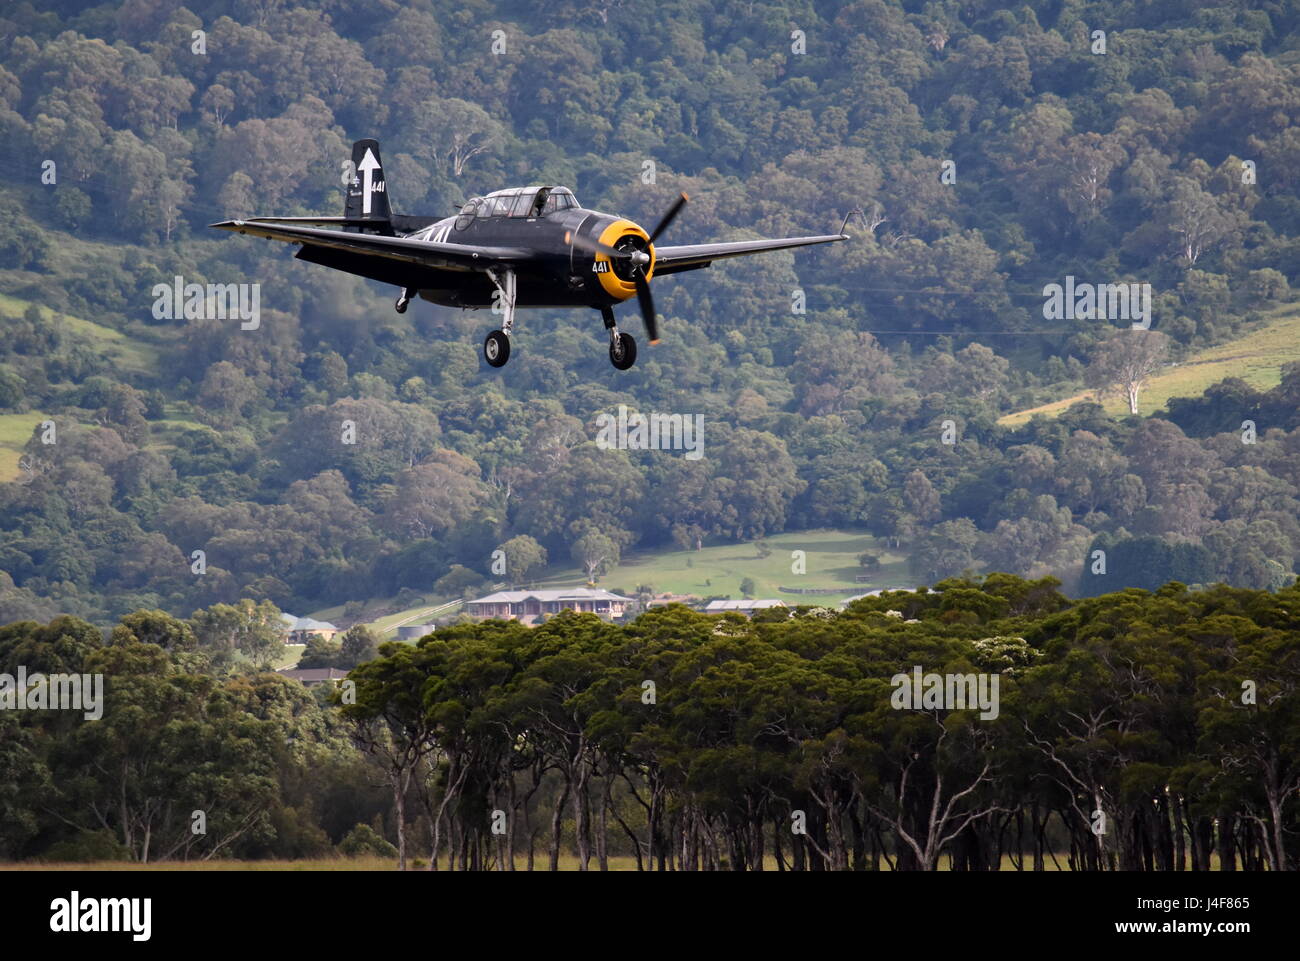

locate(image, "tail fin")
(345, 139), (393, 233)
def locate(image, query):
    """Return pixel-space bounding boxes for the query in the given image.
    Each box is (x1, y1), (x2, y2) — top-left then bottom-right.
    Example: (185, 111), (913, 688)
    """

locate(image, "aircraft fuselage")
(405, 206), (652, 310)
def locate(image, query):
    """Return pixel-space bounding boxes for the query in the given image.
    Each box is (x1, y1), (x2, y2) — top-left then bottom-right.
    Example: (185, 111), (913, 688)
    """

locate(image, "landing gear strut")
(483, 268), (517, 368)
(394, 287), (415, 314)
(602, 306), (637, 370)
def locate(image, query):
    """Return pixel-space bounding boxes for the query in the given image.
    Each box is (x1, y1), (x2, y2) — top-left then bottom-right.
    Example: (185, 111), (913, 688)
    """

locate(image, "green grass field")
(0, 292), (164, 479)
(0, 410), (46, 482)
(274, 644), (305, 669)
(549, 528), (909, 602)
(0, 292), (158, 375)
(1001, 308), (1300, 426)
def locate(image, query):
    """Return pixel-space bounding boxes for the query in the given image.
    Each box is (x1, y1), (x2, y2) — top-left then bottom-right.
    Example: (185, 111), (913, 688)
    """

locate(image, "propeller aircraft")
(213, 139), (850, 369)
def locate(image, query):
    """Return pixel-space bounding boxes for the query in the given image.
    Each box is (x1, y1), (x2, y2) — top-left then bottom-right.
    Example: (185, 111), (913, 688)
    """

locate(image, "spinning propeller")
(568, 192), (689, 345)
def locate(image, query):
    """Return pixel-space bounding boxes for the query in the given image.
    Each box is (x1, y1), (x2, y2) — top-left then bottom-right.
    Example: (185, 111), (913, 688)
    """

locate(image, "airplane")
(212, 139), (851, 370)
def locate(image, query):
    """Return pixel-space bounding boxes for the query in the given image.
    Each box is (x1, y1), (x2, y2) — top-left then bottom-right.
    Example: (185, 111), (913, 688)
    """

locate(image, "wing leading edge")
(653, 233), (848, 275)
(209, 219), (531, 272)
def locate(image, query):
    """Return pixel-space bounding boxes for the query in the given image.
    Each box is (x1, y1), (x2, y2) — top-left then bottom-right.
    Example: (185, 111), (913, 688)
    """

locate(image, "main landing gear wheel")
(609, 331), (637, 370)
(484, 330), (510, 368)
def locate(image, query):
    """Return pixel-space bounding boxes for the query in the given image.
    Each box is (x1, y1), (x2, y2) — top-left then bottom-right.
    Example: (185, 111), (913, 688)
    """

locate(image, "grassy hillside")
(1001, 309), (1300, 426)
(0, 292), (159, 375)
(0, 411), (46, 482)
(566, 528), (908, 602)
(305, 596), (464, 636)
(0, 291), (166, 481)
(307, 528), (907, 632)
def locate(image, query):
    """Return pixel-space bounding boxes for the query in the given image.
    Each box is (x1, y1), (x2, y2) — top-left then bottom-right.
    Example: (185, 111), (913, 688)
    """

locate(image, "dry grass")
(1000, 309), (1300, 426)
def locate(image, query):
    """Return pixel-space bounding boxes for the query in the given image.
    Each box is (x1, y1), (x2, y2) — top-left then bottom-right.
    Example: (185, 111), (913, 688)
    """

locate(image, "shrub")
(338, 823), (397, 858)
(42, 829), (132, 863)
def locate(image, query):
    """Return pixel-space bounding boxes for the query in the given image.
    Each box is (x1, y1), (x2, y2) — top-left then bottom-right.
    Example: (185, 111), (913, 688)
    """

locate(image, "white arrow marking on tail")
(357, 148), (381, 216)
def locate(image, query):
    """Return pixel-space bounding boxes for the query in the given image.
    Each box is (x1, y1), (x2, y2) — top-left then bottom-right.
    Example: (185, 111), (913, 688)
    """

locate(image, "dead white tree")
(1169, 182), (1228, 266)
(1085, 329), (1171, 414)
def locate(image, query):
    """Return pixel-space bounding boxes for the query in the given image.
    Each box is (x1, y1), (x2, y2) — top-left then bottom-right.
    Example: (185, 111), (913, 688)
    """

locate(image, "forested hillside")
(2, 0), (1300, 625)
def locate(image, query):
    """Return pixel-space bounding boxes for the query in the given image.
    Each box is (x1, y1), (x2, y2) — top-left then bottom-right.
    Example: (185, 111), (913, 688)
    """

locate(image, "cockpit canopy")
(455, 186), (578, 228)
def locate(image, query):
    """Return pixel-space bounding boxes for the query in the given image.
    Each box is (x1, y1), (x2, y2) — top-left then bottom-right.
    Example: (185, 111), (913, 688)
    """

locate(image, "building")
(280, 613), (340, 644)
(703, 599), (787, 615)
(277, 667), (348, 687)
(465, 587), (632, 623)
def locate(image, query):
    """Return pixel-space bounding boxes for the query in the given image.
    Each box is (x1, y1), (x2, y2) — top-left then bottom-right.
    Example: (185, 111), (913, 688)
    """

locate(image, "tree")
(863, 707), (1005, 872)
(196, 362), (261, 429)
(653, 458), (724, 551)
(496, 534), (548, 583)
(190, 599), (287, 671)
(903, 470), (941, 523)
(110, 609), (195, 651)
(1199, 628), (1300, 872)
(52, 641), (280, 862)
(910, 518), (979, 582)
(340, 624), (381, 668)
(572, 531), (619, 583)
(1085, 330), (1170, 414)
(342, 644), (443, 871)
(411, 98), (503, 176)
(711, 430), (805, 540)
(1166, 179), (1233, 266)
(297, 635), (343, 668)
(384, 451), (487, 541)
(791, 330), (897, 415)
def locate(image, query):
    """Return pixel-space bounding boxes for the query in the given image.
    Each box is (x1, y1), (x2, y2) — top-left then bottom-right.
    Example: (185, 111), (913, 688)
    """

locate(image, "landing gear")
(483, 268), (516, 367)
(601, 307), (637, 370)
(609, 331), (637, 370)
(484, 330), (510, 367)
(394, 287), (415, 314)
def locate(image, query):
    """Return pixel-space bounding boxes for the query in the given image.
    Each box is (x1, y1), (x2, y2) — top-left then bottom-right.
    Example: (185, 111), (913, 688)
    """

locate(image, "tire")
(484, 330), (510, 367)
(609, 331), (637, 370)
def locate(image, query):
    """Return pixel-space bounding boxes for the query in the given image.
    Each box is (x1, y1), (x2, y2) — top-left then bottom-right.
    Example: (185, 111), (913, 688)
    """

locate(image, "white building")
(465, 587), (632, 623)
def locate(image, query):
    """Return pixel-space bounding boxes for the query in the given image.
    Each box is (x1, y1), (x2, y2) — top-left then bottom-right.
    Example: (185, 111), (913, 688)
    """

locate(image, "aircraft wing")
(209, 219), (532, 272)
(653, 233), (848, 275)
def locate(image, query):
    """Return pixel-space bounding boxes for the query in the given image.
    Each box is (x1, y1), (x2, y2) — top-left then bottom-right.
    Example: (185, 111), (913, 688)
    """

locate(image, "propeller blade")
(634, 274), (660, 344)
(565, 229), (628, 260)
(647, 192), (688, 244)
